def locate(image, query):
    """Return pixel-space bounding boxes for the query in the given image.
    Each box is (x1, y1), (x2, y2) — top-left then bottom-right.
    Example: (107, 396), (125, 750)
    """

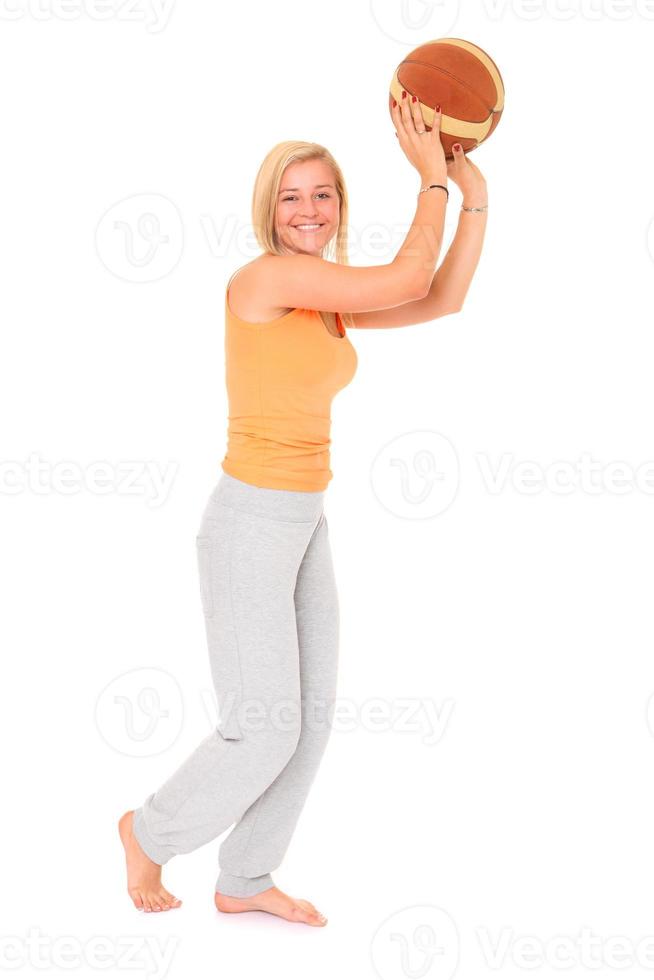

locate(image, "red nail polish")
(453, 143), (461, 150)
(436, 103), (441, 112)
(392, 98), (397, 108)
(412, 95), (417, 103)
(402, 90), (407, 99)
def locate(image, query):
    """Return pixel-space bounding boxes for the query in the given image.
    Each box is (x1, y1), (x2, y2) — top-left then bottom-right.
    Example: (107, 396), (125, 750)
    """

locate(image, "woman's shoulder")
(227, 256), (294, 322)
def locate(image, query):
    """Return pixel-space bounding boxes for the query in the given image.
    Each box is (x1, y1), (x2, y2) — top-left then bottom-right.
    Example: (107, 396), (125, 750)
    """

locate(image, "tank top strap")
(226, 266), (246, 302)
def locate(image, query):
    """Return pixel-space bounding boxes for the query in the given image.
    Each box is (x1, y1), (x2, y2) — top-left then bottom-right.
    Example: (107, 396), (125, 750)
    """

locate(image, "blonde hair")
(250, 140), (354, 331)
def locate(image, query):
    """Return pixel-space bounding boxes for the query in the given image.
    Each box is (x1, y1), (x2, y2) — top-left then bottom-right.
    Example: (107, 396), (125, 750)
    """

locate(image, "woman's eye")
(282, 193), (330, 202)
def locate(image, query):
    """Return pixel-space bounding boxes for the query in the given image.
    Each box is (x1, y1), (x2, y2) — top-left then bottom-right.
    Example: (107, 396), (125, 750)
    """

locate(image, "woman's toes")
(298, 900), (327, 925)
(296, 898), (326, 922)
(131, 891), (144, 911)
(289, 903), (319, 925)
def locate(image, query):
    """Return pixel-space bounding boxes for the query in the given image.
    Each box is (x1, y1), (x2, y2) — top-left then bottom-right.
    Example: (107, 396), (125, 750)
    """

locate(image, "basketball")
(388, 38), (504, 160)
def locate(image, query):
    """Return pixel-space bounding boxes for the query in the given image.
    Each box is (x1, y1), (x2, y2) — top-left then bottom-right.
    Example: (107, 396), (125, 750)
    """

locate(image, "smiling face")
(275, 158), (340, 257)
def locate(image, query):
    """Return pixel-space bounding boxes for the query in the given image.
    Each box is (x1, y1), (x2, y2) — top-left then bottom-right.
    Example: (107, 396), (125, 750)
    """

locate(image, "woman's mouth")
(292, 223), (325, 231)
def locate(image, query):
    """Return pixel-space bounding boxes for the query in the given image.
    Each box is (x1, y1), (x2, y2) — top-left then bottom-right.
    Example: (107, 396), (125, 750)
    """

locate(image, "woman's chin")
(280, 230), (334, 256)
(285, 242), (323, 257)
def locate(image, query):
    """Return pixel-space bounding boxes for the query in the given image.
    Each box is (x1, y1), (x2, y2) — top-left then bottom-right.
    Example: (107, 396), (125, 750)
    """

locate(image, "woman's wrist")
(461, 185), (488, 209)
(461, 197), (488, 209)
(419, 172), (448, 187)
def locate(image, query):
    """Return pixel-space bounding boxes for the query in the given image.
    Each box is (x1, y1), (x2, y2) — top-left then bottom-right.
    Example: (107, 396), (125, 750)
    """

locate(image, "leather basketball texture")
(389, 37), (505, 160)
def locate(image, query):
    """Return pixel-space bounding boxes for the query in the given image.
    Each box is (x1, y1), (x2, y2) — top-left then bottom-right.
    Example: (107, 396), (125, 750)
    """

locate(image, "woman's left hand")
(446, 145), (488, 208)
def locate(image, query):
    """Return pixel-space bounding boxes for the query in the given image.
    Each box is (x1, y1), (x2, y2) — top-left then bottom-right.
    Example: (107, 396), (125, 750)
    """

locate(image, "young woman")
(119, 95), (488, 927)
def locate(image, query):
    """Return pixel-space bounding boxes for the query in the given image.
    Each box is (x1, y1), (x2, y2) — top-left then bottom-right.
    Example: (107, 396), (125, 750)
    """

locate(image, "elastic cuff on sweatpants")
(132, 806), (176, 866)
(216, 871), (274, 898)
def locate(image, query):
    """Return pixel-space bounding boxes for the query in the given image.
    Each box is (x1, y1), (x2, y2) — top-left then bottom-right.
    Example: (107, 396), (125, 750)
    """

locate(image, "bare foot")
(215, 886), (327, 926)
(118, 810), (182, 913)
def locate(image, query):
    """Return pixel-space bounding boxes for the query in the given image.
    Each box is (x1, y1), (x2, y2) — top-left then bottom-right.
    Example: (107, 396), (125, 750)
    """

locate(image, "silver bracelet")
(461, 204), (488, 212)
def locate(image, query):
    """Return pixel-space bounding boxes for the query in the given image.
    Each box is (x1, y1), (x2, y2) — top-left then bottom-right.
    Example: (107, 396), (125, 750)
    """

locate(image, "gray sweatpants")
(132, 472), (339, 898)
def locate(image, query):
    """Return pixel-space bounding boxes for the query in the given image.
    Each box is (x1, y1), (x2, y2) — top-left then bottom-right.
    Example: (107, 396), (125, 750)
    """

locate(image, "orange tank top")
(220, 270), (358, 492)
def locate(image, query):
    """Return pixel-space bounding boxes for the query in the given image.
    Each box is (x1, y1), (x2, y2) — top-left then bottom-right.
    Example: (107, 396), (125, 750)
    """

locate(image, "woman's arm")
(254, 174), (447, 315)
(351, 146), (489, 328)
(254, 100), (450, 314)
(351, 204), (488, 328)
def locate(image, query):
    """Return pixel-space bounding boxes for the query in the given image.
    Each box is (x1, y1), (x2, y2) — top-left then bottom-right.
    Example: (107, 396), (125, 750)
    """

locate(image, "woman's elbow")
(439, 301), (463, 317)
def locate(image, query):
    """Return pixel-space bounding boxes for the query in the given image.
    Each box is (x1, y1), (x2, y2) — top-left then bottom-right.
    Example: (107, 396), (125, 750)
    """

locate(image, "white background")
(2, 1), (654, 978)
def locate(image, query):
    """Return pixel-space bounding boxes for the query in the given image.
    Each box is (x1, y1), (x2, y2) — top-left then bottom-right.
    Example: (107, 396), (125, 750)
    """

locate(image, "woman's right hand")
(391, 92), (448, 184)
